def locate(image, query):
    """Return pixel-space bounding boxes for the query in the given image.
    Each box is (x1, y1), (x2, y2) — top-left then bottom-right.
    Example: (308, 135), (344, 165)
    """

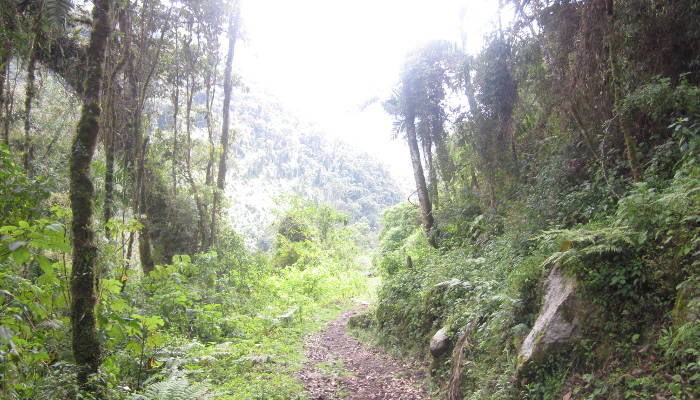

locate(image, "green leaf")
(0, 226), (18, 234)
(126, 340), (142, 354)
(147, 332), (164, 347)
(37, 255), (52, 274)
(109, 323), (124, 341)
(102, 279), (122, 295)
(30, 239), (70, 253)
(10, 246), (31, 264)
(144, 315), (165, 331)
(110, 298), (130, 313)
(637, 231), (647, 245)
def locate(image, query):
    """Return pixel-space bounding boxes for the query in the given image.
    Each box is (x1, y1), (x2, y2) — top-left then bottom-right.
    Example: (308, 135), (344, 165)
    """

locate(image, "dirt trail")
(299, 306), (428, 400)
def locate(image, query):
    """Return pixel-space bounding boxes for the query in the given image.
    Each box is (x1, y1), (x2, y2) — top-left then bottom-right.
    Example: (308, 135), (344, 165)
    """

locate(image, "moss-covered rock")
(517, 264), (589, 377)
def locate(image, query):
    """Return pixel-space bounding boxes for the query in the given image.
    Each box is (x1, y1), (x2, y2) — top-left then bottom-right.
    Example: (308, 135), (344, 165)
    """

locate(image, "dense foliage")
(0, 0), (698, 399)
(365, 1), (700, 399)
(1, 163), (373, 398)
(0, 0), (387, 397)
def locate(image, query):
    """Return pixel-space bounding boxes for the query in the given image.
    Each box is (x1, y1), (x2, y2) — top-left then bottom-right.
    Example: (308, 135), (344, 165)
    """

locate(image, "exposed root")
(446, 330), (471, 400)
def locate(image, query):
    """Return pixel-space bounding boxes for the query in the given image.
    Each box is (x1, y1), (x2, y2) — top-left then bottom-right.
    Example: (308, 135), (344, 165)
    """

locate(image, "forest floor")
(298, 305), (428, 400)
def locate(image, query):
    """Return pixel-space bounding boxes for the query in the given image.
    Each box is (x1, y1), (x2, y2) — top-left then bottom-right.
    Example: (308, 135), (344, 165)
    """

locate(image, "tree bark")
(0, 49), (9, 146)
(423, 133), (439, 209)
(211, 7), (240, 243)
(68, 0), (112, 389)
(184, 51), (207, 250)
(171, 30), (179, 195)
(433, 125), (453, 184)
(406, 114), (435, 246)
(103, 41), (127, 233)
(23, 49), (37, 178)
(121, 1), (167, 272)
(3, 59), (14, 144)
(122, 9), (155, 275)
(609, 40), (642, 181)
(136, 136), (154, 275)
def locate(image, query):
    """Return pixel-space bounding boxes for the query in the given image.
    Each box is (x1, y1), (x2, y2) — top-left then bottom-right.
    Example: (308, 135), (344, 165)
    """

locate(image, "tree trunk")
(136, 136), (154, 275)
(171, 30), (179, 195)
(423, 133), (439, 209)
(68, 0), (112, 389)
(3, 58), (16, 145)
(211, 7), (240, 243)
(433, 125), (453, 184)
(0, 49), (8, 145)
(205, 73), (215, 188)
(103, 96), (115, 232)
(103, 42), (127, 233)
(406, 114), (435, 246)
(185, 70), (207, 250)
(23, 49), (37, 178)
(609, 33), (642, 181)
(120, 1), (165, 272)
(464, 69), (480, 121)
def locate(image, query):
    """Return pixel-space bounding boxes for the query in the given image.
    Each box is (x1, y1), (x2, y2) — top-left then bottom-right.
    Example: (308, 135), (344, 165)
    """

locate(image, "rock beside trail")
(430, 326), (450, 357)
(517, 265), (588, 376)
(673, 282), (700, 328)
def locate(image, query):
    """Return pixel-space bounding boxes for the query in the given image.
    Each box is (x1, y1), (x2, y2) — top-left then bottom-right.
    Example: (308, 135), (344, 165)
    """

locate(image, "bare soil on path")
(299, 305), (428, 400)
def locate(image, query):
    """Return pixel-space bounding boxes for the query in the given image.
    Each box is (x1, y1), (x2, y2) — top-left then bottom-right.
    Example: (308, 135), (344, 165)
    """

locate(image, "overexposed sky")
(236, 0), (501, 189)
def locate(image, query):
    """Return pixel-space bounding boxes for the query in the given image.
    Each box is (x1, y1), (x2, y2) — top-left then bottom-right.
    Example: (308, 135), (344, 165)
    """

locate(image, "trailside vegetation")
(367, 0), (699, 399)
(0, 0), (385, 398)
(0, 0), (698, 399)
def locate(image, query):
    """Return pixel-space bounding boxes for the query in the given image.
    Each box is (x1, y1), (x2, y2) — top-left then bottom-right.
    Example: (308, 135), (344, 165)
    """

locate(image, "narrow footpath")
(299, 306), (428, 400)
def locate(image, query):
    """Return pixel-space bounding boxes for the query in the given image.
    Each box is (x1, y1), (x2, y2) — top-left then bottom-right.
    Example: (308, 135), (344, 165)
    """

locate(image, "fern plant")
(42, 0), (73, 32)
(129, 370), (217, 400)
(538, 226), (636, 268)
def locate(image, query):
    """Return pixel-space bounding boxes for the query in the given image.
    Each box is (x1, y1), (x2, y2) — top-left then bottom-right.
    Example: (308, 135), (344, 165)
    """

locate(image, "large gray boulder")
(517, 265), (588, 375)
(430, 326), (450, 357)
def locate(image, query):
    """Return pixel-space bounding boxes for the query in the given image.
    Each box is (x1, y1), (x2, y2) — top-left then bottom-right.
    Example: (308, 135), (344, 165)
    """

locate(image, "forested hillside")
(360, 1), (700, 399)
(0, 0), (388, 398)
(227, 90), (401, 248)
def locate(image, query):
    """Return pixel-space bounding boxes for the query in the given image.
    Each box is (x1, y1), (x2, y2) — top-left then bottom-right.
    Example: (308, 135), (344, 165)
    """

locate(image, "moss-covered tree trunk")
(184, 60), (207, 250)
(211, 6), (240, 243)
(406, 113), (435, 246)
(170, 30), (179, 196)
(68, 0), (112, 389)
(120, 3), (157, 273)
(23, 48), (37, 178)
(136, 136), (154, 275)
(608, 23), (642, 182)
(0, 47), (9, 146)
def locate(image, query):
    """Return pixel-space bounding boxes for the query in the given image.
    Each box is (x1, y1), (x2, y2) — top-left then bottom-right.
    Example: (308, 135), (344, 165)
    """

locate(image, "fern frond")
(43, 0), (73, 31)
(540, 226), (635, 268)
(130, 370), (217, 400)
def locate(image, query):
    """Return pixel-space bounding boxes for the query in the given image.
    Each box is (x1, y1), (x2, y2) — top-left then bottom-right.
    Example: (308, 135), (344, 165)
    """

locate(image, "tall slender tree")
(68, 0), (113, 388)
(384, 76), (435, 246)
(211, 3), (240, 242)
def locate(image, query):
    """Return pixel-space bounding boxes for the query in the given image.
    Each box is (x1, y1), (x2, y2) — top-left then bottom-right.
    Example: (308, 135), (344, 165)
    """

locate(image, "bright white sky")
(236, 0), (501, 190)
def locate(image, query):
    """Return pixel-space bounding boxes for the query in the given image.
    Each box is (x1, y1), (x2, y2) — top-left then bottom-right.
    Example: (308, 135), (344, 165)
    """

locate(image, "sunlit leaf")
(10, 246), (31, 264)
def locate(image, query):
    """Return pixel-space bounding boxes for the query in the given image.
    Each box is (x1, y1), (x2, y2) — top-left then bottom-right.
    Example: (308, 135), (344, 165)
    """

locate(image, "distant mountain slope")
(227, 90), (402, 249)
